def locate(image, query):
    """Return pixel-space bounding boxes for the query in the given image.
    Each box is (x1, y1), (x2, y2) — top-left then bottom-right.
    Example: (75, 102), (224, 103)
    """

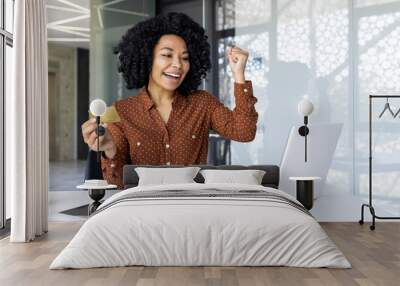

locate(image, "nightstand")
(289, 177), (321, 210)
(77, 184), (117, 215)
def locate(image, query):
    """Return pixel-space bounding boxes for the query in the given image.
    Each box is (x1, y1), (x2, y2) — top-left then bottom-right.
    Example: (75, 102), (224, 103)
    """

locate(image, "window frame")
(1, 0), (14, 230)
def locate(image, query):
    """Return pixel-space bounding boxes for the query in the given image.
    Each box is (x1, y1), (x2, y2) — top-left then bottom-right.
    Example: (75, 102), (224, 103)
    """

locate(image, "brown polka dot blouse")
(101, 80), (258, 189)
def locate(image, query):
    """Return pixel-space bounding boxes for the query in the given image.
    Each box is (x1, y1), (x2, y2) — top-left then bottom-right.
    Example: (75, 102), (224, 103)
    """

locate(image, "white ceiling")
(46, 0), (151, 49)
(46, 0), (90, 49)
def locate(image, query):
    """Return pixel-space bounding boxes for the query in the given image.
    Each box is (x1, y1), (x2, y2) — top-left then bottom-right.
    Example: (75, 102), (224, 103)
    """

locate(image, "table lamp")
(83, 99), (107, 184)
(297, 95), (314, 162)
(78, 99), (117, 215)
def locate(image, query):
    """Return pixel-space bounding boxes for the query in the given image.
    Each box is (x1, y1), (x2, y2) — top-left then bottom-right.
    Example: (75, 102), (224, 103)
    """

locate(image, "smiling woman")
(81, 12), (259, 189)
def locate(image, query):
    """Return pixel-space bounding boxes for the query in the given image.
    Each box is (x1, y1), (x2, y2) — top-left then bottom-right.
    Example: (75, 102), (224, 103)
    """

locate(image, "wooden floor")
(0, 222), (399, 286)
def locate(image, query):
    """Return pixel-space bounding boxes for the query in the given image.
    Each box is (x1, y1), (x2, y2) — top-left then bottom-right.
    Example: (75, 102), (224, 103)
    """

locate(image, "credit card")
(89, 105), (121, 123)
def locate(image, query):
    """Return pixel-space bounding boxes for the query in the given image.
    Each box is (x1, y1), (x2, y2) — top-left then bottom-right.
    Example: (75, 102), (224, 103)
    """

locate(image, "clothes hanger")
(378, 97), (395, 118)
(394, 106), (400, 118)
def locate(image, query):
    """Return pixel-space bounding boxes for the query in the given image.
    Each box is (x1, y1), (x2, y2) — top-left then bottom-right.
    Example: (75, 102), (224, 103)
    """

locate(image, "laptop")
(279, 123), (343, 198)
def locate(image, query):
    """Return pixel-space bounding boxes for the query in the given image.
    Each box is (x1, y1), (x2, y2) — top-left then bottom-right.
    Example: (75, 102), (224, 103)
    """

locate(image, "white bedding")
(50, 183), (351, 269)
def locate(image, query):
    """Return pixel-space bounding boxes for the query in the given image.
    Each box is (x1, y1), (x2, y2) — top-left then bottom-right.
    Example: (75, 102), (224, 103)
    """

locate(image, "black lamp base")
(88, 189), (105, 215)
(85, 150), (104, 180)
(85, 150), (105, 215)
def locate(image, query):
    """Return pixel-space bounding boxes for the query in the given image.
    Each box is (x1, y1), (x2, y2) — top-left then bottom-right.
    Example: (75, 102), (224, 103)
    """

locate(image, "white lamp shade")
(90, 99), (107, 117)
(297, 96), (314, 116)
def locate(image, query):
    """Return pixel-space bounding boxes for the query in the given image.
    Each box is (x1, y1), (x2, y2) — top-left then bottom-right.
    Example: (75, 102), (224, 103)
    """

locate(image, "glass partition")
(217, 0), (352, 168)
(216, 0), (400, 216)
(90, 0), (155, 105)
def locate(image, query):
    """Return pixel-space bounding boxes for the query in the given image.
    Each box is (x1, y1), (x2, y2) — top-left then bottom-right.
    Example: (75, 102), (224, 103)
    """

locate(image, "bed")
(50, 165), (350, 269)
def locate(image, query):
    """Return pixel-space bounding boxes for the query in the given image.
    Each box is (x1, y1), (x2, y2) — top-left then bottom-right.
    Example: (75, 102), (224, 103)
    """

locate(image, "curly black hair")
(113, 12), (211, 96)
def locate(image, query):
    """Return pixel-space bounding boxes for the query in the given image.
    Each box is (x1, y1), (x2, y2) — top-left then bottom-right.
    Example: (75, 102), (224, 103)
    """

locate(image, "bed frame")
(123, 165), (280, 189)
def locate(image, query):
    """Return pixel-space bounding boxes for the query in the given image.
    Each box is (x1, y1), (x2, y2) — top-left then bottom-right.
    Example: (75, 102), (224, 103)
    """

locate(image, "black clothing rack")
(359, 95), (400, 230)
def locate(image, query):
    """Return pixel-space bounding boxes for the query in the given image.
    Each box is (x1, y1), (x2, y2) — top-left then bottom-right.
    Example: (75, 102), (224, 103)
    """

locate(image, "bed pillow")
(135, 167), (201, 186)
(200, 169), (266, 185)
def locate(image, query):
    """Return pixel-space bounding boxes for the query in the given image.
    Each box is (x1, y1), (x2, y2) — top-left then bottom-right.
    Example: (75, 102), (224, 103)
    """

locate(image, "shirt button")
(137, 142), (141, 146)
(166, 144), (170, 149)
(192, 135), (196, 139)
(166, 162), (171, 165)
(244, 88), (248, 93)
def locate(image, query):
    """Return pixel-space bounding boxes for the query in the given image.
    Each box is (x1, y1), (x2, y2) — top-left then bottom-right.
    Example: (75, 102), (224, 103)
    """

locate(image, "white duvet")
(50, 183), (351, 269)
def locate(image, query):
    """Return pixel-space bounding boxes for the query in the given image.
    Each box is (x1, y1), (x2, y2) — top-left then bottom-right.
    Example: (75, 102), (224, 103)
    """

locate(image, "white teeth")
(164, 72), (180, 78)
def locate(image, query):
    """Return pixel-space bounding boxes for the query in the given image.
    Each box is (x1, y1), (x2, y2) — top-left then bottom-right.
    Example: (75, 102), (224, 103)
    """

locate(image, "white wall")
(217, 0), (400, 220)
